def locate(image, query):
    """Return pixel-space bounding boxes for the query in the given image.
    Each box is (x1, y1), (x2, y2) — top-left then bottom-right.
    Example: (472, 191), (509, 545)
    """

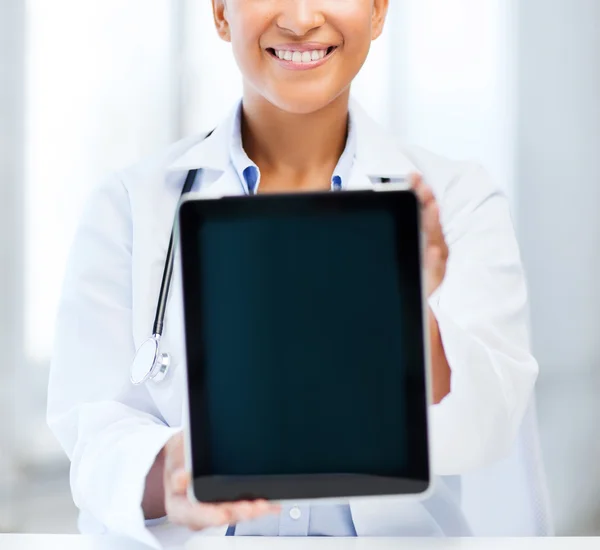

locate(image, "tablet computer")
(178, 189), (431, 504)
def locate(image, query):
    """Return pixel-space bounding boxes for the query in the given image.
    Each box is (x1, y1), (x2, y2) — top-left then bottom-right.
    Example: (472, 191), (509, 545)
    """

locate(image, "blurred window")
(25, 0), (179, 360)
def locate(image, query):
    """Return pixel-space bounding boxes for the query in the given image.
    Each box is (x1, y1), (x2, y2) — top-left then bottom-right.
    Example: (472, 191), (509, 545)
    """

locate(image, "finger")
(253, 500), (281, 517)
(228, 500), (280, 523)
(426, 246), (447, 291)
(169, 469), (190, 496)
(260, 503), (282, 517)
(218, 501), (260, 524)
(186, 500), (269, 528)
(164, 468), (188, 496)
(427, 246), (446, 270)
(422, 201), (441, 237)
(241, 499), (281, 516)
(228, 501), (255, 523)
(408, 172), (422, 190)
(419, 193), (442, 235)
(169, 499), (233, 531)
(427, 206), (448, 258)
(164, 434), (185, 474)
(409, 173), (433, 202)
(409, 174), (437, 211)
(416, 183), (435, 208)
(168, 496), (281, 532)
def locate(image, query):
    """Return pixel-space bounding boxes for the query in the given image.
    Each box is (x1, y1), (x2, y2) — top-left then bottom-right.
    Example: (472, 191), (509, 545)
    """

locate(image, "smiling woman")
(44, 0), (544, 547)
(8, 0), (599, 542)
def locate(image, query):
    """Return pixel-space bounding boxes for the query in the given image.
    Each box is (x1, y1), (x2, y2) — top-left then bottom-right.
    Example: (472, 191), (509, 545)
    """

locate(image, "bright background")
(0, 0), (599, 536)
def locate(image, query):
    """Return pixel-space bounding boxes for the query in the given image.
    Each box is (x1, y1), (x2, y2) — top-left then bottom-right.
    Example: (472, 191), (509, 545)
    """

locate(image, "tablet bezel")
(178, 189), (432, 504)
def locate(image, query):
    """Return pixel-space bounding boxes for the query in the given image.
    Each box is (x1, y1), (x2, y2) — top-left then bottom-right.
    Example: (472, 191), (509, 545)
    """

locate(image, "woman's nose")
(276, 0), (326, 37)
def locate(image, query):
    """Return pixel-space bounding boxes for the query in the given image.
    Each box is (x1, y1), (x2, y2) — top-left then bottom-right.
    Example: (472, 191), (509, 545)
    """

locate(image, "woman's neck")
(241, 88), (351, 191)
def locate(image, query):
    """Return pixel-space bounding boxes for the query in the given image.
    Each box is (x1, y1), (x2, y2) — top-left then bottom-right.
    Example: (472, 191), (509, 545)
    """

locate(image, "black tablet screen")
(180, 192), (429, 502)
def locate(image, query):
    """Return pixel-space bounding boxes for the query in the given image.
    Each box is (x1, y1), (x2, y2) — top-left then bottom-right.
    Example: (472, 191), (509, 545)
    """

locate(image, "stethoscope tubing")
(153, 168), (199, 337)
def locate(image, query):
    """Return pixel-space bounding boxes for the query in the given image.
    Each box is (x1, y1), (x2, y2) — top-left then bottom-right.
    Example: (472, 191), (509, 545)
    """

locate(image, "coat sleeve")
(427, 163), (539, 475)
(47, 174), (179, 549)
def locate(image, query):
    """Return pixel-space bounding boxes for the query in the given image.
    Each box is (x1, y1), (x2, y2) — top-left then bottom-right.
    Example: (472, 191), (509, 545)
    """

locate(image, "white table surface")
(185, 539), (600, 550)
(0, 535), (149, 550)
(1, 535), (600, 550)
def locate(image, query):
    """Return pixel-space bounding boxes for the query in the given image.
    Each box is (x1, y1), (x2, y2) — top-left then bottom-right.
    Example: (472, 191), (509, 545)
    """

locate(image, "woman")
(47, 0), (538, 548)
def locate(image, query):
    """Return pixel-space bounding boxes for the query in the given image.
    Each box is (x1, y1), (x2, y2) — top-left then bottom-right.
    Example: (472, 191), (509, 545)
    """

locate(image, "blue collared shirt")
(229, 102), (357, 195)
(224, 102), (358, 537)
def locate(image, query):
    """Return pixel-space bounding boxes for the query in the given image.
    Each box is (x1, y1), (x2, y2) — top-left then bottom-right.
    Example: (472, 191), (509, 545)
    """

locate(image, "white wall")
(25, 0), (180, 362)
(392, 0), (517, 203)
(516, 0), (600, 377)
(0, 0), (25, 531)
(515, 0), (600, 535)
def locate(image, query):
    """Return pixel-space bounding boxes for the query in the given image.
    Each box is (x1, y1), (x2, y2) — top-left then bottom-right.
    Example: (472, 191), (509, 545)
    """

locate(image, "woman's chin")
(265, 85), (350, 116)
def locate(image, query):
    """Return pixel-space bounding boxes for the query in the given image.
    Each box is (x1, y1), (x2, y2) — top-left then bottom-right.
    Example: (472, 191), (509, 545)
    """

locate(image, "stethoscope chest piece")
(130, 335), (171, 385)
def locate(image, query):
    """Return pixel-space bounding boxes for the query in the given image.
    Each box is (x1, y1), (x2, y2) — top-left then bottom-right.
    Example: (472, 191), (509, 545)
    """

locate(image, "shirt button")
(289, 506), (302, 520)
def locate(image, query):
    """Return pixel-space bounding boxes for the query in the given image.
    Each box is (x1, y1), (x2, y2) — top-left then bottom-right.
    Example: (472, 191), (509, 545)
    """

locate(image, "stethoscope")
(129, 148), (394, 386)
(130, 166), (202, 385)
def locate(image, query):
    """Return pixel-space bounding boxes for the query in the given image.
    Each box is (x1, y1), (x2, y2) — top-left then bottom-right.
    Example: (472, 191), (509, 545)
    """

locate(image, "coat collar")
(167, 99), (416, 180)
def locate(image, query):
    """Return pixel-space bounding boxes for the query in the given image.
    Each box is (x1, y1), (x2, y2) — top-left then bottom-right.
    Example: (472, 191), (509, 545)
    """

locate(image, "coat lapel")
(350, 99), (418, 181)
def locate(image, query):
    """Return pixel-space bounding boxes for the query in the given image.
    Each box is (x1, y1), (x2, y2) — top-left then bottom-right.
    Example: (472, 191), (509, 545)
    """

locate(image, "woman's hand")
(163, 432), (280, 530)
(409, 173), (452, 404)
(409, 173), (449, 298)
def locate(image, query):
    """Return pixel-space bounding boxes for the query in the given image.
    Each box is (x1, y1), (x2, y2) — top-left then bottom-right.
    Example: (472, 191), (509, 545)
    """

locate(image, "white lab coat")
(47, 100), (538, 549)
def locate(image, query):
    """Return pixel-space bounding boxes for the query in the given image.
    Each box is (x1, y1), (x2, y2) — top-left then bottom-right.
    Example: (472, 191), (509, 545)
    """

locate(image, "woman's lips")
(267, 46), (338, 71)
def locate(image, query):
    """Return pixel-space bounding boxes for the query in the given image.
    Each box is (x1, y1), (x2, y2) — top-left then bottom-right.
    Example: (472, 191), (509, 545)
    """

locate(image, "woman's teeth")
(274, 49), (329, 63)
